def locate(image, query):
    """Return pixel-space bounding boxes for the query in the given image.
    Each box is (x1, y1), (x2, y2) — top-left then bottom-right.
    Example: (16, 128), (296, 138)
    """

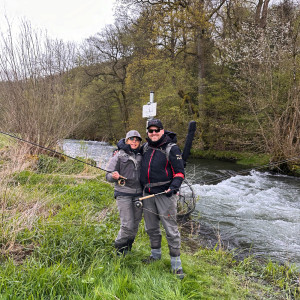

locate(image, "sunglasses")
(148, 128), (161, 133)
(128, 137), (140, 142)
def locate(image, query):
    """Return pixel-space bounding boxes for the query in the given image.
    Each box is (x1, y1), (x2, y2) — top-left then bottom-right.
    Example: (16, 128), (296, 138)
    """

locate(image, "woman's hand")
(112, 171), (120, 180)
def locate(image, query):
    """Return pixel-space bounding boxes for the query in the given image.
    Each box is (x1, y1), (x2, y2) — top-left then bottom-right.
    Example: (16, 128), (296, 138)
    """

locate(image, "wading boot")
(142, 248), (161, 263)
(172, 268), (185, 280)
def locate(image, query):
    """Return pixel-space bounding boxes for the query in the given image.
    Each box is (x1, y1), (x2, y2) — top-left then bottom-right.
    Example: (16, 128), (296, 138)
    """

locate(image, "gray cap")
(125, 130), (142, 141)
(147, 119), (163, 129)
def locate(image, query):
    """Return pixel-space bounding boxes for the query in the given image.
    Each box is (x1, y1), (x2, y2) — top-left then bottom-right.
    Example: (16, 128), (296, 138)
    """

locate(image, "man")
(140, 119), (185, 279)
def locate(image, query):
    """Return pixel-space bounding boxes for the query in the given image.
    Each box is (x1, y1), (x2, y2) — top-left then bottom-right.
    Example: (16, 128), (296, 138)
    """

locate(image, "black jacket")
(140, 131), (185, 194)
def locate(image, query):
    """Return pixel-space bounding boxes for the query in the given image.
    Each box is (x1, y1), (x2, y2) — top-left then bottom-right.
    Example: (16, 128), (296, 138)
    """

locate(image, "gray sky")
(1, 0), (296, 44)
(0, 0), (116, 43)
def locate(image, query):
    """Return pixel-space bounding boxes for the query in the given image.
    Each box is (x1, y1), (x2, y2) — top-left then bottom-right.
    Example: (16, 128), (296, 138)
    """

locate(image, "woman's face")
(126, 137), (141, 149)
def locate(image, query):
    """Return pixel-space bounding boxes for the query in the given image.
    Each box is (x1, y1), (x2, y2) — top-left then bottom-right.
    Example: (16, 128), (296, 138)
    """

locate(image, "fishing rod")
(0, 131), (127, 185)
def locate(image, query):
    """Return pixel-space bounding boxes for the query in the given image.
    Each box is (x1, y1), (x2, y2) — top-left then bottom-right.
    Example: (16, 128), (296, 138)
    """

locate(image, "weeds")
(37, 154), (85, 174)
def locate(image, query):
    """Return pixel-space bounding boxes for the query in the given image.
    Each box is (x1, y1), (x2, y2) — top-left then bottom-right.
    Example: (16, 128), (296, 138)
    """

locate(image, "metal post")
(143, 91), (157, 129)
(149, 91), (154, 104)
(147, 91), (155, 128)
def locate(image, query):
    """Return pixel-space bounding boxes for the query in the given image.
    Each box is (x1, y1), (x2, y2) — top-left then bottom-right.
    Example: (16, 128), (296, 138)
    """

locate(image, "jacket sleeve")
(105, 152), (120, 183)
(168, 145), (185, 191)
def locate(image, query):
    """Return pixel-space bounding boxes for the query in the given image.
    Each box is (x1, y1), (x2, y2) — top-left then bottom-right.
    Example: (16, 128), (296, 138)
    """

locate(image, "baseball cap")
(146, 119), (163, 129)
(125, 130), (142, 141)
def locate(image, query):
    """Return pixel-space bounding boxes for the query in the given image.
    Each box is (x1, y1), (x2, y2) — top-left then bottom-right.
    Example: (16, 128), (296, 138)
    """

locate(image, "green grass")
(0, 134), (15, 149)
(36, 154), (98, 175)
(191, 149), (270, 167)
(0, 155), (299, 299)
(191, 149), (300, 177)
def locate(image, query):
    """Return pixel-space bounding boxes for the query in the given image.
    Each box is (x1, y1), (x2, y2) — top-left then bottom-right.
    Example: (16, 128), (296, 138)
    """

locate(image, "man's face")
(147, 126), (164, 142)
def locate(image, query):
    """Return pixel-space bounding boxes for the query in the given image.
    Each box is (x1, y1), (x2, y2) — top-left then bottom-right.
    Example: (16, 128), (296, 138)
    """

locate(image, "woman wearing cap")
(106, 130), (143, 255)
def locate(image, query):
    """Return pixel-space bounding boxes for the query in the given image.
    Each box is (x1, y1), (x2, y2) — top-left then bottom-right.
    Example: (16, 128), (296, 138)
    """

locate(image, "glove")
(165, 177), (183, 197)
(165, 189), (175, 197)
(169, 177), (183, 193)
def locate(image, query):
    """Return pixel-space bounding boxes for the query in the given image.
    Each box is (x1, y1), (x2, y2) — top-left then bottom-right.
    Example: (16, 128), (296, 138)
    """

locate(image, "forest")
(0, 0), (299, 170)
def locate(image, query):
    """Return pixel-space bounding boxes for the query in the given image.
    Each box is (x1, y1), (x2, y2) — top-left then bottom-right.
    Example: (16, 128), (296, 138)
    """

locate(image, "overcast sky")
(0, 0), (117, 43)
(0, 0), (295, 44)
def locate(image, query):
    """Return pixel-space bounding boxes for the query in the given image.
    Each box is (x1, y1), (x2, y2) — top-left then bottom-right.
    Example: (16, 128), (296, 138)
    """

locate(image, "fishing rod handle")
(139, 194), (154, 201)
(138, 191), (167, 201)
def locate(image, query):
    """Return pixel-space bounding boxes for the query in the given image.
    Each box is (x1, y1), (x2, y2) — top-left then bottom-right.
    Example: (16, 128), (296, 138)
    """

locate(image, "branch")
(208, 0), (227, 20)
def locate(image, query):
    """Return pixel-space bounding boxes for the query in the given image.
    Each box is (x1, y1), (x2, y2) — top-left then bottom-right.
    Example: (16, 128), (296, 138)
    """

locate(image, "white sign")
(143, 103), (157, 118)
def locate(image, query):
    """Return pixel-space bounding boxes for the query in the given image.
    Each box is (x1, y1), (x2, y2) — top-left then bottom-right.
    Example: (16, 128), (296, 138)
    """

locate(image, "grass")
(191, 149), (271, 167)
(190, 149), (300, 177)
(0, 144), (299, 299)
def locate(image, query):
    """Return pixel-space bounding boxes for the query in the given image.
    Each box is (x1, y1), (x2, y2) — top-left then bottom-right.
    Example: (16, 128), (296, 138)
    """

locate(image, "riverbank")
(191, 149), (300, 177)
(0, 144), (299, 299)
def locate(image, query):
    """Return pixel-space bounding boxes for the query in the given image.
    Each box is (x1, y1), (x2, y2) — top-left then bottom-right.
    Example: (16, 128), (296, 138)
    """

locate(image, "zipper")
(147, 149), (155, 193)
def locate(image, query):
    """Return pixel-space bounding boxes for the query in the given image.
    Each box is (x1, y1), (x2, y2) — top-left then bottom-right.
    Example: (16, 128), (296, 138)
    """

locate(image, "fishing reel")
(118, 178), (126, 186)
(133, 199), (143, 208)
(117, 174), (127, 186)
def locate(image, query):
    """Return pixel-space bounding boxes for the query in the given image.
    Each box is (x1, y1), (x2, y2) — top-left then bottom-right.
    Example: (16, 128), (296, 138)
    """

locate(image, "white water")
(192, 170), (300, 269)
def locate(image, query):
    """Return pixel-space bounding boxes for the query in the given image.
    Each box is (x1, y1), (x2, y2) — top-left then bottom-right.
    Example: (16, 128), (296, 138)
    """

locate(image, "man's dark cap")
(147, 119), (163, 129)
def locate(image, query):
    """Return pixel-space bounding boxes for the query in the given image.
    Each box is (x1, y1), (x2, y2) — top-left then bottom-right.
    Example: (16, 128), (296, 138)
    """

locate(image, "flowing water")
(62, 140), (300, 269)
(186, 159), (300, 269)
(61, 139), (115, 168)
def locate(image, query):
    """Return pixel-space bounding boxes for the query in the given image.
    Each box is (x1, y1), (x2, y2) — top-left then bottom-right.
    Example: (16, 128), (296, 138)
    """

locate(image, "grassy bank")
(190, 149), (270, 166)
(191, 149), (300, 176)
(0, 141), (299, 299)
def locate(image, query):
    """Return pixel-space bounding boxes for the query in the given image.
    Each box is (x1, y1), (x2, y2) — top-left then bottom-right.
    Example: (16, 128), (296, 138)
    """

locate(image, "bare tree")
(0, 20), (85, 151)
(84, 23), (135, 133)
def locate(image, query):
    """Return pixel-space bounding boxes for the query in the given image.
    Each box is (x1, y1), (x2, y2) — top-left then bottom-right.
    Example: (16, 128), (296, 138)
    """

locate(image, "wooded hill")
(0, 0), (299, 169)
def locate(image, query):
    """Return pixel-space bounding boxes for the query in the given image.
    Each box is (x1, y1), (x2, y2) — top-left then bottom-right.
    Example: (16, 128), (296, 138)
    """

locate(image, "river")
(62, 139), (300, 270)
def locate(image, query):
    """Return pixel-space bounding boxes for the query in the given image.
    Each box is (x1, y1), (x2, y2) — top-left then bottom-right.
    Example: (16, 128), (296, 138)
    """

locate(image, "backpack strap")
(143, 142), (176, 161)
(165, 143), (176, 161)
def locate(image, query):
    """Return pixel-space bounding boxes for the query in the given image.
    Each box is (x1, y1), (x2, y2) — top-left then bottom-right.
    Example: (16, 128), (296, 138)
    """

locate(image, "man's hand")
(165, 188), (174, 197)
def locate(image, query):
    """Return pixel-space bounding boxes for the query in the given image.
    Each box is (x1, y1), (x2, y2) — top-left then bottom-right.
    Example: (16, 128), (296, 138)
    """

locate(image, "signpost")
(142, 102), (157, 118)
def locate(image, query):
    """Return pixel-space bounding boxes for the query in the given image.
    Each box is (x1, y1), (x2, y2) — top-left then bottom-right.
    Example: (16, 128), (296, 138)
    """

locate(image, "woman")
(106, 130), (143, 255)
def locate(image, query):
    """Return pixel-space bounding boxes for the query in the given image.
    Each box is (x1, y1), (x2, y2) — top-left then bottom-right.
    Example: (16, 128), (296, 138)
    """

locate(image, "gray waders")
(115, 195), (143, 255)
(143, 191), (182, 271)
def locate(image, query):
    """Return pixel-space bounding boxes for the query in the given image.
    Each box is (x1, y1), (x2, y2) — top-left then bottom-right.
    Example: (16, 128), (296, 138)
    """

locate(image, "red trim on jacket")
(147, 150), (155, 193)
(170, 164), (175, 176)
(165, 160), (169, 177)
(170, 163), (184, 179)
(173, 172), (185, 179)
